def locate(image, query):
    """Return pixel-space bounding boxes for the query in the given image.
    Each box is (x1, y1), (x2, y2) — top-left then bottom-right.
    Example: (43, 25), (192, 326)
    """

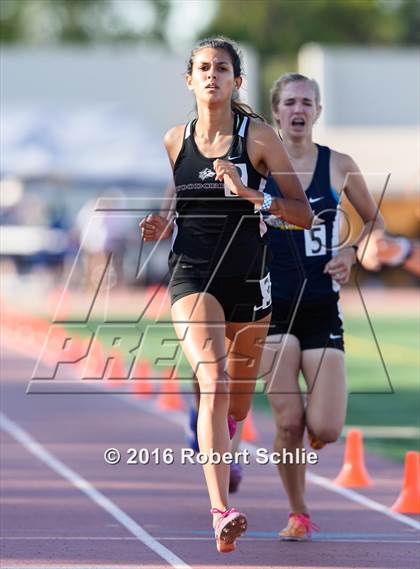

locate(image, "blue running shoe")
(186, 407), (199, 452)
(229, 463), (243, 494)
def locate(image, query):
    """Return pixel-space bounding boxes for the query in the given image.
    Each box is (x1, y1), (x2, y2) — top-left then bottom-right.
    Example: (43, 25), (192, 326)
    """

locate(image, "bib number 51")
(304, 225), (326, 256)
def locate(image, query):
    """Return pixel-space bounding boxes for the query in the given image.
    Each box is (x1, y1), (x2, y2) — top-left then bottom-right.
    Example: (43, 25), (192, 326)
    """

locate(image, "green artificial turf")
(73, 315), (419, 462)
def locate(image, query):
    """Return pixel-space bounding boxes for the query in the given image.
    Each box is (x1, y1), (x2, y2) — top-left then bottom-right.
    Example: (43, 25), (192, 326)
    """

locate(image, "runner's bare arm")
(214, 122), (312, 229)
(139, 130), (183, 241)
(163, 125), (185, 169)
(324, 152), (385, 283)
(334, 151), (384, 243)
(160, 183), (176, 220)
(246, 121), (313, 228)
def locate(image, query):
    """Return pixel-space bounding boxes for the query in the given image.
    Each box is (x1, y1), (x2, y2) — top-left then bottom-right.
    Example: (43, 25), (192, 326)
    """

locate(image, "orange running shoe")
(279, 513), (319, 541)
(308, 431), (326, 450)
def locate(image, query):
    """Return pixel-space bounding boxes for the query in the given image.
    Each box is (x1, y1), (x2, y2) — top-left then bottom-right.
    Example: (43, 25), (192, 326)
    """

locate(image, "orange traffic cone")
(43, 325), (67, 366)
(65, 336), (88, 372)
(391, 451), (420, 514)
(333, 429), (372, 487)
(104, 348), (126, 385)
(156, 369), (184, 411)
(131, 359), (153, 398)
(242, 409), (259, 442)
(82, 338), (105, 379)
(52, 335), (89, 380)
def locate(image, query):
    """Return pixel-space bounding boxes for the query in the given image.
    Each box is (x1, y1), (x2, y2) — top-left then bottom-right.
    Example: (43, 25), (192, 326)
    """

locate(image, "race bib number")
(254, 273), (272, 312)
(304, 225), (327, 256)
(224, 163), (248, 196)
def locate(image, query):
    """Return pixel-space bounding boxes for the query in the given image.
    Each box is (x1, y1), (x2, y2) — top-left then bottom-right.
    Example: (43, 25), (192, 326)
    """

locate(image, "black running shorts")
(170, 271), (272, 323)
(267, 295), (344, 351)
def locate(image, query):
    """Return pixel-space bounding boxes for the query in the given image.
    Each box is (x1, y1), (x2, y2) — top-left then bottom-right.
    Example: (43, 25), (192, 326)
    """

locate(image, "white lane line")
(116, 536), (420, 544)
(1, 536), (138, 540)
(162, 537), (419, 544)
(2, 567), (153, 569)
(0, 412), (191, 569)
(306, 471), (420, 531)
(23, 377), (420, 533)
(2, 539), (419, 553)
(342, 425), (419, 439)
(240, 443), (420, 531)
(1, 536), (419, 544)
(117, 396), (420, 532)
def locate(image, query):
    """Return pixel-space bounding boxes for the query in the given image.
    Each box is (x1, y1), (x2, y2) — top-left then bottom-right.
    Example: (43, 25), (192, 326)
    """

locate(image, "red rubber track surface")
(1, 348), (419, 569)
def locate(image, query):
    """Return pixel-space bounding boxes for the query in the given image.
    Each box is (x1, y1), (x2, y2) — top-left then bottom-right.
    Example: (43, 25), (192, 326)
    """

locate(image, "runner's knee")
(275, 414), (305, 445)
(228, 402), (250, 422)
(199, 374), (229, 413)
(308, 422), (342, 444)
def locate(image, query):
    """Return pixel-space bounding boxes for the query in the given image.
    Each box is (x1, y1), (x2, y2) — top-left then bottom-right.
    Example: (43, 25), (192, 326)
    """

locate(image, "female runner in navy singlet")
(261, 73), (384, 540)
(140, 39), (312, 552)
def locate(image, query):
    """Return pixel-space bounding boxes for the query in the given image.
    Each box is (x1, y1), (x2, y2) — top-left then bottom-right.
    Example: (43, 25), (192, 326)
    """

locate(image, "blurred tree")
(201, 0), (419, 116)
(1, 0), (417, 116)
(0, 0), (172, 44)
(1, 0), (416, 47)
(395, 0), (420, 44)
(151, 0), (172, 42)
(203, 0), (419, 55)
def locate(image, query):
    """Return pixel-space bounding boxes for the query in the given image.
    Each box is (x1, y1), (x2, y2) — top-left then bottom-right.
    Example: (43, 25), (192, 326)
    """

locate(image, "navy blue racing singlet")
(265, 144), (341, 301)
(170, 112), (269, 278)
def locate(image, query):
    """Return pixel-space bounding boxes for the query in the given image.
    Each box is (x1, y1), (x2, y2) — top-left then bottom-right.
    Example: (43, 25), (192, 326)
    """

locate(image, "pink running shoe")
(227, 415), (237, 439)
(279, 513), (319, 541)
(211, 507), (247, 553)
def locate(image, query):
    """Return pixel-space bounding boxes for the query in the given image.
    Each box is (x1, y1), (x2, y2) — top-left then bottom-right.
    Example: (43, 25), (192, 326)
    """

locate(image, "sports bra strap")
(236, 114), (249, 138)
(184, 120), (194, 140)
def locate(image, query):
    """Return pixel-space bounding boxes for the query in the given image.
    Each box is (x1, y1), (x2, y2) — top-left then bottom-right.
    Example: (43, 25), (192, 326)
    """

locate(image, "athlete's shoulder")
(248, 121), (283, 160)
(330, 148), (359, 174)
(163, 124), (185, 150)
(248, 119), (278, 142)
(164, 124), (186, 167)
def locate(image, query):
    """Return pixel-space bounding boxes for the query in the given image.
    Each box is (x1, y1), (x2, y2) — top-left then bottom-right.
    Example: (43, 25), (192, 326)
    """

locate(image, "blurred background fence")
(1, 0), (418, 289)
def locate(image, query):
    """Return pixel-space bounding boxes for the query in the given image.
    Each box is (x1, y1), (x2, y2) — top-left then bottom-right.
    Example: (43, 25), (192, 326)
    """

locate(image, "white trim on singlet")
(255, 178), (268, 229)
(259, 212), (267, 237)
(331, 208), (341, 293)
(238, 115), (248, 138)
(337, 298), (344, 327)
(171, 211), (179, 251)
(185, 121), (193, 139)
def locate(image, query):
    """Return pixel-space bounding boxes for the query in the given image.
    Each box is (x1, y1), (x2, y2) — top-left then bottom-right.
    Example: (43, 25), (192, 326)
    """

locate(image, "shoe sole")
(279, 535), (310, 542)
(217, 514), (247, 552)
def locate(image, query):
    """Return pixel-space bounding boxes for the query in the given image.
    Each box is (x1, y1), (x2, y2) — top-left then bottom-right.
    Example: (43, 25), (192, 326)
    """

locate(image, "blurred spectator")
(0, 177), (24, 225)
(359, 229), (420, 277)
(0, 177), (73, 285)
(75, 190), (128, 290)
(45, 201), (72, 281)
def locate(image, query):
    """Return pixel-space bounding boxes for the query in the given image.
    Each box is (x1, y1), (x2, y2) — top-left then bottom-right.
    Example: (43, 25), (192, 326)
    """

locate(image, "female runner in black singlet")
(141, 39), (312, 553)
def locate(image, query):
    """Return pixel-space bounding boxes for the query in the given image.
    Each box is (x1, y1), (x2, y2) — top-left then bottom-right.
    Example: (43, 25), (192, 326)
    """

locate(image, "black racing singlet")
(170, 112), (269, 278)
